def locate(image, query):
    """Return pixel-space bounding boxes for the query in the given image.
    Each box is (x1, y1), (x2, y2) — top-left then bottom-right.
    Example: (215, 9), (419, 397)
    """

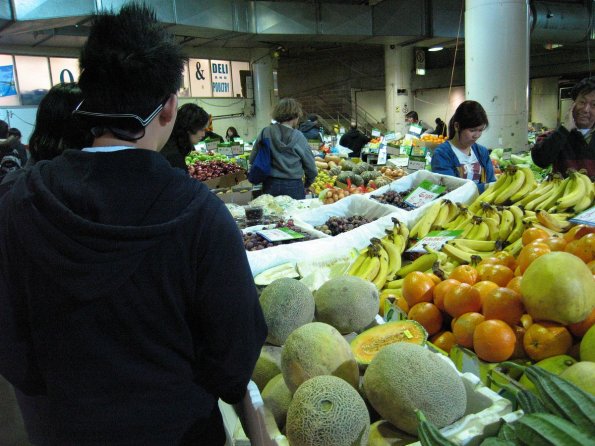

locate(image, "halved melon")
(350, 320), (427, 367)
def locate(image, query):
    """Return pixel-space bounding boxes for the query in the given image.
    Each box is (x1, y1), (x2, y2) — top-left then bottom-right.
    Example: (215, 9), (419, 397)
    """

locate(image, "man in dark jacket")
(532, 77), (595, 178)
(298, 114), (322, 140)
(339, 122), (371, 158)
(0, 4), (266, 446)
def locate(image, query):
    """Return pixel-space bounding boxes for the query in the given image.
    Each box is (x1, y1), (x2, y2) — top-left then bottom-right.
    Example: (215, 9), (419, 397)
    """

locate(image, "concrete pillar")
(251, 50), (276, 132)
(465, 0), (530, 152)
(384, 45), (413, 135)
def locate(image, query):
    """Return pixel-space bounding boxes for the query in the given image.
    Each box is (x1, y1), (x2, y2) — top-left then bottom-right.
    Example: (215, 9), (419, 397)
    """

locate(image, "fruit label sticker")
(404, 180), (446, 207)
(406, 230), (462, 254)
(257, 227), (306, 242)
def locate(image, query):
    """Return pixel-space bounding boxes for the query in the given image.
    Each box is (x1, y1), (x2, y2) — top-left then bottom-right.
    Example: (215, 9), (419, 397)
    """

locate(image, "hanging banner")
(0, 65), (17, 97)
(189, 58), (212, 97)
(210, 59), (233, 98)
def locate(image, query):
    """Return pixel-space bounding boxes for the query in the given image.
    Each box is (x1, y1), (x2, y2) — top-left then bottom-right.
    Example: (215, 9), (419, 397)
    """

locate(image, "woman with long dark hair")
(431, 100), (496, 192)
(160, 103), (209, 169)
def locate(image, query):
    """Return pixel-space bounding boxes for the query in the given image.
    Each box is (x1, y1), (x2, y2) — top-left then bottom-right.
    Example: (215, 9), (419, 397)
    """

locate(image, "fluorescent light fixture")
(416, 68), (426, 75)
(428, 46), (443, 52)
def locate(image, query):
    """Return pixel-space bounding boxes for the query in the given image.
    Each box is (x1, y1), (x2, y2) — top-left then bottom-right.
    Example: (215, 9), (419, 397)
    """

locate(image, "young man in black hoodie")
(0, 4), (266, 445)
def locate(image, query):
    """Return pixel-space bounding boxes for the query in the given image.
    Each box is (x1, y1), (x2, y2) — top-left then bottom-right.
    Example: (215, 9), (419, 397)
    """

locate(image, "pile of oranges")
(420, 134), (447, 144)
(398, 225), (595, 363)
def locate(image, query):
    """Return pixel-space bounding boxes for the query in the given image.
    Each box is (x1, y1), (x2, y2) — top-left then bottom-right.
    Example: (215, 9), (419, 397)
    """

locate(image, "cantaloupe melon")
(261, 374), (293, 429)
(259, 277), (315, 346)
(286, 375), (370, 446)
(363, 343), (466, 435)
(281, 322), (360, 393)
(314, 276), (379, 334)
(252, 345), (282, 391)
(350, 320), (427, 368)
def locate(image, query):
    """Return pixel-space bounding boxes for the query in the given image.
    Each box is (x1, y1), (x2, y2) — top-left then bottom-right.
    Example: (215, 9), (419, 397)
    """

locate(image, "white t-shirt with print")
(449, 141), (482, 183)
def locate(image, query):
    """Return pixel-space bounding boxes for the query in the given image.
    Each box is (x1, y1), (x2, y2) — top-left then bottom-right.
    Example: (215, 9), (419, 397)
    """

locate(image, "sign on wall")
(189, 58), (212, 97)
(210, 59), (232, 98)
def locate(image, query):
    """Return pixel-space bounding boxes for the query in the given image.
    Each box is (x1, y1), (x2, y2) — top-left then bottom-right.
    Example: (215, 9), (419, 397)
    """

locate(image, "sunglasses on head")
(72, 96), (170, 142)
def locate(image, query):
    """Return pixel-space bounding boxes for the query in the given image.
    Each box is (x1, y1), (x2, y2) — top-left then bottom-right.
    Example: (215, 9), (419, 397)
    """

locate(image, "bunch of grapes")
(315, 215), (374, 236)
(371, 189), (416, 210)
(188, 160), (245, 181)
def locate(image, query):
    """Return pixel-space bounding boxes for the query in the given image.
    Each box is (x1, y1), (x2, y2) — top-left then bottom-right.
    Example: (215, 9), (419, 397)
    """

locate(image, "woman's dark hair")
(28, 83), (93, 161)
(571, 77), (595, 101)
(166, 103), (209, 155)
(448, 100), (489, 139)
(226, 126), (239, 141)
(77, 3), (186, 130)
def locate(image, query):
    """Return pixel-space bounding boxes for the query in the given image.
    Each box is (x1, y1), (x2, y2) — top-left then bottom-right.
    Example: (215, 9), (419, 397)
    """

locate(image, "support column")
(385, 45), (413, 135)
(465, 0), (530, 152)
(252, 50), (276, 132)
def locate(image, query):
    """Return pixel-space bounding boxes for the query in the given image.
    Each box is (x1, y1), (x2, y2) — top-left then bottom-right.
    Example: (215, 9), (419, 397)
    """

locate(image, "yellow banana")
(383, 279), (404, 289)
(431, 200), (453, 230)
(380, 237), (403, 281)
(450, 238), (498, 252)
(483, 204), (501, 225)
(506, 205), (526, 243)
(510, 166), (537, 203)
(445, 200), (460, 225)
(573, 194), (594, 213)
(535, 176), (569, 211)
(470, 221), (490, 241)
(347, 247), (368, 275)
(394, 253), (438, 278)
(536, 210), (571, 232)
(498, 208), (515, 241)
(503, 237), (523, 256)
(554, 172), (585, 211)
(412, 200), (443, 239)
(494, 167), (526, 205)
(358, 254), (381, 282)
(441, 243), (491, 264)
(372, 246), (390, 289)
(469, 172), (511, 212)
(519, 177), (556, 209)
(483, 217), (500, 241)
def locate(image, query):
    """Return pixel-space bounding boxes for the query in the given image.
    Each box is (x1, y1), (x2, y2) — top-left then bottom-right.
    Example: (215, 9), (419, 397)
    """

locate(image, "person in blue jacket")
(430, 100), (496, 192)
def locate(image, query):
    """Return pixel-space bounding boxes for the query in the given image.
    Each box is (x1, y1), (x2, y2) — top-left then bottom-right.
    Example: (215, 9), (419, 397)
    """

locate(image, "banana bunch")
(468, 165), (536, 212)
(441, 238), (500, 264)
(347, 219), (408, 289)
(551, 170), (594, 214)
(410, 199), (460, 240)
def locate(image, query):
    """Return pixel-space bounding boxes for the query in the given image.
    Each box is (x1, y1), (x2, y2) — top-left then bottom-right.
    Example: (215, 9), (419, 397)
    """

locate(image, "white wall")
(529, 77), (559, 130)
(412, 87), (465, 135)
(355, 90), (386, 127)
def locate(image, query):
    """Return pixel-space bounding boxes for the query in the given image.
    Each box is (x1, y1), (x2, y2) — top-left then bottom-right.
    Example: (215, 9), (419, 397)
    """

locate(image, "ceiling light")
(428, 46), (443, 52)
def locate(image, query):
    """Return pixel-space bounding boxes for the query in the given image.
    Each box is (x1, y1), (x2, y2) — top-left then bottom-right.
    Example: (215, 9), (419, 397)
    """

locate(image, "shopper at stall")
(0, 120), (24, 180)
(251, 98), (318, 199)
(405, 110), (433, 134)
(160, 103), (210, 169)
(531, 76), (595, 178)
(225, 126), (240, 141)
(0, 4), (266, 446)
(7, 127), (28, 164)
(339, 121), (371, 158)
(298, 114), (322, 140)
(433, 117), (447, 136)
(431, 100), (496, 192)
(201, 114), (224, 142)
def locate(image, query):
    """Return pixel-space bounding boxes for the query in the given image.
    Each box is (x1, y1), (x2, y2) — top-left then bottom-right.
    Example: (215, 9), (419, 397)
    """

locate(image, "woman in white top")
(431, 100), (496, 192)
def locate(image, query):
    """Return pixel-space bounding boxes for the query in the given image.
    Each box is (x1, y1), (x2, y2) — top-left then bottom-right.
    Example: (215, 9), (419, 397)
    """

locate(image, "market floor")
(0, 375), (32, 446)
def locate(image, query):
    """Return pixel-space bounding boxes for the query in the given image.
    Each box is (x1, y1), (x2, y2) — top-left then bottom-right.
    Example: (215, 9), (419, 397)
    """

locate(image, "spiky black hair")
(78, 2), (186, 118)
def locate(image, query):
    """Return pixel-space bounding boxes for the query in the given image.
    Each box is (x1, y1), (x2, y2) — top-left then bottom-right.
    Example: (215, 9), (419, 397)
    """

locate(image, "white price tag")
(383, 132), (397, 142)
(407, 231), (462, 253)
(377, 146), (387, 165)
(407, 158), (426, 171)
(217, 145), (233, 156)
(371, 128), (381, 137)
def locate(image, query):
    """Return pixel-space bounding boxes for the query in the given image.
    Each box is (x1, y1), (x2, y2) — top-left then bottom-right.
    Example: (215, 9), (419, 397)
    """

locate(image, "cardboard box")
(213, 187), (253, 205)
(202, 172), (247, 189)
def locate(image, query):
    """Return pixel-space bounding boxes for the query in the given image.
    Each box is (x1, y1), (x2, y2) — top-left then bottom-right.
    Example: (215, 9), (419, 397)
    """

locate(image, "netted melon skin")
(262, 374), (293, 429)
(286, 375), (370, 446)
(363, 343), (466, 435)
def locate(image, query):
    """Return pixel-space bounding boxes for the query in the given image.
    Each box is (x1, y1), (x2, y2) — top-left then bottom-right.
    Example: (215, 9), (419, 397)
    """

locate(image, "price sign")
(569, 205), (595, 226)
(383, 132), (397, 142)
(407, 155), (426, 172)
(371, 128), (382, 137)
(257, 227), (305, 242)
(231, 144), (244, 155)
(377, 146), (387, 165)
(407, 124), (423, 137)
(406, 230), (463, 254)
(404, 180), (447, 208)
(217, 144), (233, 156)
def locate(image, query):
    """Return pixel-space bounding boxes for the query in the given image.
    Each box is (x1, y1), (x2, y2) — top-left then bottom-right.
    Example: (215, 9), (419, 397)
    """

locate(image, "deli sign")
(211, 59), (232, 97)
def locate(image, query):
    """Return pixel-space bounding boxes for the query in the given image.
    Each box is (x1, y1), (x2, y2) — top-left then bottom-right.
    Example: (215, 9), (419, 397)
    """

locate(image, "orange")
(472, 280), (499, 305)
(444, 283), (482, 318)
(522, 227), (549, 246)
(568, 308), (595, 338)
(523, 322), (573, 361)
(473, 320), (516, 363)
(540, 236), (567, 252)
(517, 242), (551, 273)
(402, 271), (435, 307)
(449, 265), (479, 285)
(482, 287), (525, 326)
(433, 279), (460, 311)
(453, 312), (485, 348)
(477, 264), (515, 287)
(564, 240), (593, 263)
(408, 302), (443, 336)
(492, 251), (517, 270)
(506, 276), (523, 295)
(426, 272), (442, 285)
(430, 331), (456, 354)
(578, 233), (595, 259)
(563, 224), (595, 243)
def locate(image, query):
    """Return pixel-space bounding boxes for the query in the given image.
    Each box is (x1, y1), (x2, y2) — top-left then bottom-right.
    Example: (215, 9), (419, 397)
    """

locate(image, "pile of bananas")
(469, 166), (594, 213)
(347, 218), (409, 290)
(309, 170), (337, 194)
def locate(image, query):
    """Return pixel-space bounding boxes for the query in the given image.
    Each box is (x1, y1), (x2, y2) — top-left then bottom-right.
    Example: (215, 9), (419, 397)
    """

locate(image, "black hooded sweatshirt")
(0, 148), (267, 445)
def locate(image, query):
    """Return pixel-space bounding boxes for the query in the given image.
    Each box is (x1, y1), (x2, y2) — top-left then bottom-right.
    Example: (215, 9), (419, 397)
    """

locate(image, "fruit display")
(242, 219), (315, 251)
(187, 158), (244, 181)
(309, 170), (336, 194)
(379, 165), (406, 180)
(370, 188), (416, 210)
(420, 133), (447, 146)
(314, 215), (375, 236)
(251, 346), (282, 392)
(261, 374), (292, 429)
(184, 150), (231, 165)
